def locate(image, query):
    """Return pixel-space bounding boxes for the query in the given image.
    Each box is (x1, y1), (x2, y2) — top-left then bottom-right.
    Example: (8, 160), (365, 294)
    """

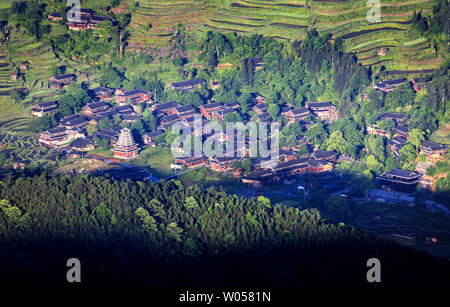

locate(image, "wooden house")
(50, 74), (76, 90)
(142, 129), (165, 145)
(82, 102), (110, 116)
(209, 156), (239, 172)
(199, 102), (222, 118)
(167, 79), (205, 91)
(284, 107), (310, 123)
(307, 102), (338, 121)
(31, 101), (58, 117)
(116, 89), (152, 104)
(88, 87), (114, 101)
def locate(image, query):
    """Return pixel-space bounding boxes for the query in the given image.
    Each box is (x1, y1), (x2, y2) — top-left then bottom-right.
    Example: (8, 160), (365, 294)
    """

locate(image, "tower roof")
(115, 128), (136, 148)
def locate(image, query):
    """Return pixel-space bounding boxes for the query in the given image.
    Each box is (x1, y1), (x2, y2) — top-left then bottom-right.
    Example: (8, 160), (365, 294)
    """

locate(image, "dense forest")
(0, 174), (449, 287)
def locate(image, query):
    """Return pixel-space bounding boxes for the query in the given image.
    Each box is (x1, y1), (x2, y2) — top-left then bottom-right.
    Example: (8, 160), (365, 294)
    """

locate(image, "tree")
(99, 66), (123, 88)
(409, 128), (425, 156)
(237, 93), (252, 113)
(306, 122), (327, 144)
(325, 131), (347, 153)
(242, 158), (253, 173)
(184, 197), (199, 209)
(268, 104), (280, 120)
(366, 155), (383, 173)
(9, 90), (22, 103)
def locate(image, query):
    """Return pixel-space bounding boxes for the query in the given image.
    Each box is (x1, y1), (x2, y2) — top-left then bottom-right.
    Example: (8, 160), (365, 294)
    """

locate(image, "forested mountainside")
(0, 174), (449, 287)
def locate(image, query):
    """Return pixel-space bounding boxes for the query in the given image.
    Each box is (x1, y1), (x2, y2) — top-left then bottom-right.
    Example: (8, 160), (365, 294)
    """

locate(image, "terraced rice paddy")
(124, 0), (439, 75)
(0, 116), (61, 167)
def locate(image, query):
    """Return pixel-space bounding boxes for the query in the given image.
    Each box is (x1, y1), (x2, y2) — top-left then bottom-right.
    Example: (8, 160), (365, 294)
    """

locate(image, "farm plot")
(0, 131), (61, 167)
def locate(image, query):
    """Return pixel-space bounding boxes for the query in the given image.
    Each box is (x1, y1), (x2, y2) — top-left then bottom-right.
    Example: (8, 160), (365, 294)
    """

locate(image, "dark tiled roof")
(118, 89), (151, 97)
(155, 102), (178, 111)
(311, 150), (336, 160)
(35, 101), (58, 108)
(200, 102), (222, 110)
(381, 112), (407, 119)
(176, 105), (195, 113)
(225, 101), (240, 108)
(383, 78), (407, 85)
(46, 126), (67, 134)
(308, 102), (333, 108)
(70, 138), (94, 148)
(145, 130), (165, 138)
(383, 168), (421, 179)
(291, 107), (309, 115)
(116, 105), (134, 113)
(170, 79), (205, 88)
(395, 125), (409, 133)
(85, 102), (109, 109)
(421, 140), (447, 151)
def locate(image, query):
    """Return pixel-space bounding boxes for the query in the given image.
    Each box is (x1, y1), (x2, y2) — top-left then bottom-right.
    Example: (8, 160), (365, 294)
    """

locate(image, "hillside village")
(29, 70), (448, 199)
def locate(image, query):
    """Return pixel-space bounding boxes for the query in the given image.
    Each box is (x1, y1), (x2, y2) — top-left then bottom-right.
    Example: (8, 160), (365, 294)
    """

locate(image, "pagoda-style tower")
(113, 128), (139, 159)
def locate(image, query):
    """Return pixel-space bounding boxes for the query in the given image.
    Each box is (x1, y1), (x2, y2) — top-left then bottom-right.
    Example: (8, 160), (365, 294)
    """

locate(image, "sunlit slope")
(125, 0), (439, 74)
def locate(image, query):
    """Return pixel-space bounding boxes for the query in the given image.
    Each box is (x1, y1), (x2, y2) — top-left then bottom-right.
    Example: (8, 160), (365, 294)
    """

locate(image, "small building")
(377, 47), (388, 56)
(20, 61), (29, 70)
(113, 128), (139, 159)
(10, 72), (18, 80)
(379, 112), (407, 123)
(60, 115), (89, 130)
(307, 102), (338, 122)
(209, 156), (239, 172)
(373, 78), (407, 93)
(410, 78), (429, 92)
(394, 125), (409, 139)
(307, 159), (333, 173)
(50, 74), (76, 90)
(154, 101), (179, 116)
(82, 102), (110, 116)
(31, 101), (58, 117)
(69, 137), (95, 152)
(116, 104), (135, 115)
(116, 89), (152, 105)
(142, 129), (165, 145)
(160, 114), (182, 130)
(252, 104), (267, 115)
(250, 57), (264, 70)
(39, 127), (71, 146)
(210, 80), (221, 90)
(310, 150), (337, 162)
(175, 105), (196, 119)
(367, 125), (389, 137)
(88, 86), (114, 101)
(167, 79), (205, 91)
(199, 102), (222, 118)
(284, 107), (310, 123)
(121, 114), (141, 123)
(225, 101), (240, 110)
(420, 140), (447, 158)
(251, 93), (265, 105)
(388, 136), (408, 157)
(175, 156), (207, 168)
(377, 168), (422, 192)
(47, 13), (62, 21)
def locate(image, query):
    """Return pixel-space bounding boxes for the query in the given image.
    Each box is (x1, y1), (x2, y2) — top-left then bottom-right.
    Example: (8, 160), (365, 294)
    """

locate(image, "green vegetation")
(0, 174), (449, 286)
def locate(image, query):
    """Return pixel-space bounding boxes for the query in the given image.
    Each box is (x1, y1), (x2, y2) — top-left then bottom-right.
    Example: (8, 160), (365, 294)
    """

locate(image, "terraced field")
(124, 0), (440, 75)
(0, 45), (20, 97)
(0, 97), (60, 167)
